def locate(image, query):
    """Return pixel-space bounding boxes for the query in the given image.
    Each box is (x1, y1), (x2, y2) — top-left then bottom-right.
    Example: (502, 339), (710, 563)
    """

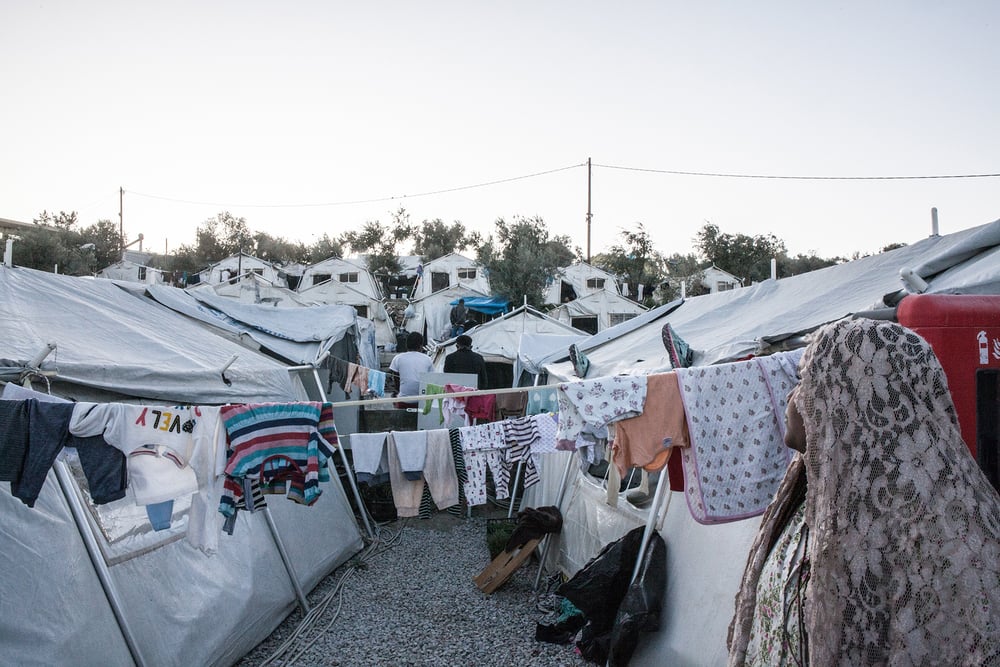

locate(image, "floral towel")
(676, 359), (792, 524)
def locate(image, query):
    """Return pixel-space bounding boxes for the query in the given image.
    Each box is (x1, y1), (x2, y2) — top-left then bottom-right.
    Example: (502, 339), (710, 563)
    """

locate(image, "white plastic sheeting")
(543, 219), (1000, 380)
(0, 266), (296, 404)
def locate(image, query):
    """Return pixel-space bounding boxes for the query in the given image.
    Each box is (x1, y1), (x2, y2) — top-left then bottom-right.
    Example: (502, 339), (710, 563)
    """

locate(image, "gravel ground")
(235, 511), (590, 667)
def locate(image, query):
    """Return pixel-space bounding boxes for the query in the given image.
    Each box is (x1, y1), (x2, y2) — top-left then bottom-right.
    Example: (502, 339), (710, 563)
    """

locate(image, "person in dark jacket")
(443, 334), (488, 389)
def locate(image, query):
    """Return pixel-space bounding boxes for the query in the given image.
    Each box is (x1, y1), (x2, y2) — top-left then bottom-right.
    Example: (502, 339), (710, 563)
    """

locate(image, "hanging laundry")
(676, 358), (793, 524)
(348, 432), (388, 484)
(530, 413), (559, 455)
(1, 398), (127, 507)
(459, 421), (509, 506)
(526, 387), (560, 416)
(556, 375), (648, 450)
(343, 362), (369, 396)
(387, 430), (459, 517)
(218, 402), (338, 522)
(753, 348), (804, 440)
(465, 393), (496, 421)
(367, 368), (387, 398)
(442, 383), (475, 426)
(421, 384), (448, 423)
(611, 372), (688, 478)
(500, 416), (541, 491)
(390, 430), (428, 481)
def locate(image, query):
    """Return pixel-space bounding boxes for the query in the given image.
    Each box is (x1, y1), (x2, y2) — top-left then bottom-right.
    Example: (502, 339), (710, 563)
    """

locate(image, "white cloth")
(676, 358), (791, 525)
(555, 375), (648, 449)
(348, 432), (388, 476)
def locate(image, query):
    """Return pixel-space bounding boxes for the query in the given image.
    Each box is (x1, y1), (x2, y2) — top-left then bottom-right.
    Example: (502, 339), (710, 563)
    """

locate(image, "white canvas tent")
(546, 289), (647, 334)
(297, 256), (385, 297)
(429, 305), (587, 371)
(525, 218), (1000, 666)
(0, 266), (364, 667)
(297, 277), (396, 350)
(192, 271), (313, 307)
(0, 266), (297, 404)
(196, 253), (286, 287)
(403, 283), (490, 344)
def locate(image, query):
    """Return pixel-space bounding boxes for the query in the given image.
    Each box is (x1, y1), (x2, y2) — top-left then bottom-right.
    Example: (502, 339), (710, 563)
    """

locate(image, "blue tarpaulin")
(451, 296), (510, 315)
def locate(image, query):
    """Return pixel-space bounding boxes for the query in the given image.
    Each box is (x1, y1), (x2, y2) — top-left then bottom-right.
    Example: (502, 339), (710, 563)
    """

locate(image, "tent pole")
(506, 459), (525, 519)
(628, 463), (671, 585)
(53, 460), (149, 667)
(533, 450), (576, 591)
(261, 507), (311, 615)
(299, 365), (374, 540)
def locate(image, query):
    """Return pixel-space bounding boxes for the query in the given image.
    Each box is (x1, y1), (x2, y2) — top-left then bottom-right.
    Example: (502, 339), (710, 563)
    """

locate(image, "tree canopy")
(475, 216), (577, 308)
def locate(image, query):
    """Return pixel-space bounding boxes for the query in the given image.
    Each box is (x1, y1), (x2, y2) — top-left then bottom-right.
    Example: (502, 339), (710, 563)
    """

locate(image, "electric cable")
(592, 162), (1000, 180)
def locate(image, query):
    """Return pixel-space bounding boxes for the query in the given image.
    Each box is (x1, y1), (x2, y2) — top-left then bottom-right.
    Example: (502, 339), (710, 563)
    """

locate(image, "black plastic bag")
(556, 526), (667, 666)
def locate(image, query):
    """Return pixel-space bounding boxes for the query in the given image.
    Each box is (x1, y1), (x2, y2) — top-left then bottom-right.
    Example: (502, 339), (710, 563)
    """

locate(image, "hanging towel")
(676, 359), (792, 525)
(611, 372), (687, 477)
(329, 357), (349, 393)
(423, 429), (459, 510)
(349, 432), (388, 483)
(367, 368), (387, 397)
(390, 430), (428, 481)
(753, 348), (804, 441)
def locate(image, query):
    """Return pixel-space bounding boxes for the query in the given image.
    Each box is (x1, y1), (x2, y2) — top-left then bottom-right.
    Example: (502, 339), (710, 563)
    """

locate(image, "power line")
(125, 162), (586, 209)
(592, 162), (1000, 180)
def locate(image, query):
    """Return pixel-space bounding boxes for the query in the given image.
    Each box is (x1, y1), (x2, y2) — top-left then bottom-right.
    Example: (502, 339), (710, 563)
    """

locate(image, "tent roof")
(0, 267), (296, 403)
(543, 219), (1000, 380)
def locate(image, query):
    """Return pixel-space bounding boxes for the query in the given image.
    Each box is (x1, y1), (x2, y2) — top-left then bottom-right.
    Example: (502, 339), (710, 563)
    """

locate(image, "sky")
(3, 1), (998, 263)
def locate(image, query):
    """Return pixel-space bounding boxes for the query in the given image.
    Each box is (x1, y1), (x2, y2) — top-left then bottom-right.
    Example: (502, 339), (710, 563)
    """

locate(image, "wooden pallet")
(472, 538), (541, 595)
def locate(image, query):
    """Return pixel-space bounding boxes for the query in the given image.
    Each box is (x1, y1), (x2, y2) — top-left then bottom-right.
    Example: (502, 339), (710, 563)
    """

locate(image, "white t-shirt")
(389, 351), (434, 397)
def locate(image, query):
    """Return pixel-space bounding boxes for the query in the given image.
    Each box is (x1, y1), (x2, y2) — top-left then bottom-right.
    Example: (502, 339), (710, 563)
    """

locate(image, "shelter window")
(431, 271), (450, 292)
(312, 273), (331, 285)
(137, 266), (146, 281)
(571, 316), (599, 335)
(560, 281), (577, 303)
(251, 268), (264, 276)
(586, 278), (606, 289)
(458, 267), (477, 280)
(609, 312), (637, 327)
(353, 304), (369, 319)
(717, 281), (735, 291)
(339, 272), (359, 283)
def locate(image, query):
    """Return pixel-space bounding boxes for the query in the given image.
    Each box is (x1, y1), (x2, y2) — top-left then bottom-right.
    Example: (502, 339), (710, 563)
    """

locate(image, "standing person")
(388, 332), (434, 407)
(443, 334), (488, 389)
(450, 298), (469, 337)
(727, 318), (1000, 666)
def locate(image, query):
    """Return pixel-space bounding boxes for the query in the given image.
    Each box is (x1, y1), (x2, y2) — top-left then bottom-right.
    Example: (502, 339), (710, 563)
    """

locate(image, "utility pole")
(119, 186), (124, 258)
(586, 157), (592, 263)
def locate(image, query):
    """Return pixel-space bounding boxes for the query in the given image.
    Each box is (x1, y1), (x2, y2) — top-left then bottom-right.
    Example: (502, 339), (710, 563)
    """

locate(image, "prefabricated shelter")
(701, 264), (742, 293)
(195, 252), (287, 288)
(408, 252), (490, 300)
(523, 218), (1000, 666)
(543, 262), (622, 306)
(0, 266), (364, 667)
(403, 283), (491, 344)
(546, 288), (648, 334)
(297, 256), (385, 297)
(98, 258), (167, 286)
(430, 305), (588, 388)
